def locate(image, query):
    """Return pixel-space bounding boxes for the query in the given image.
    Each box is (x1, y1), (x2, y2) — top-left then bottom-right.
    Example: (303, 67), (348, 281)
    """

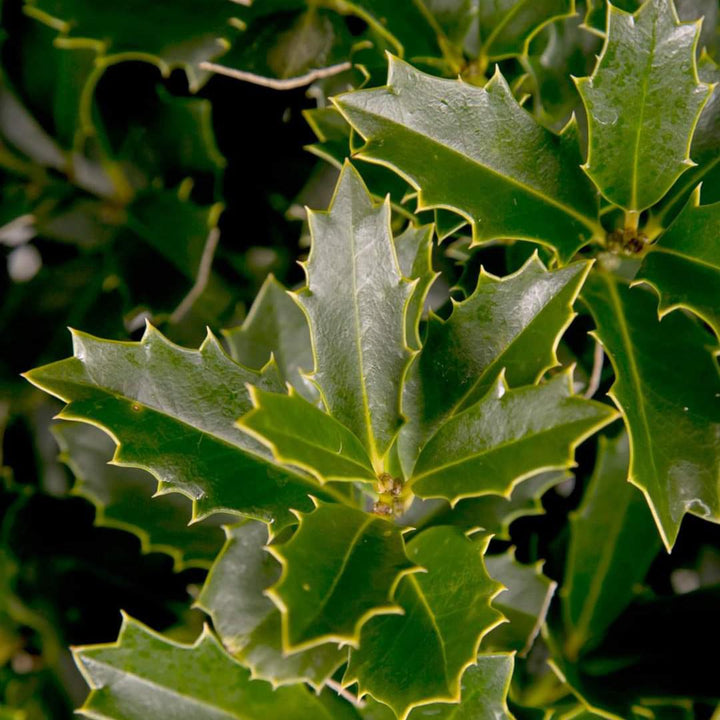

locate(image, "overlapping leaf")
(336, 56), (601, 261)
(398, 255), (592, 474)
(582, 272), (720, 549)
(344, 527), (504, 719)
(410, 371), (617, 502)
(637, 187), (720, 336)
(54, 421), (226, 570)
(295, 163), (413, 463)
(577, 0), (711, 211)
(24, 326), (342, 528)
(197, 521), (345, 689)
(74, 616), (344, 719)
(562, 432), (661, 659)
(267, 503), (417, 651)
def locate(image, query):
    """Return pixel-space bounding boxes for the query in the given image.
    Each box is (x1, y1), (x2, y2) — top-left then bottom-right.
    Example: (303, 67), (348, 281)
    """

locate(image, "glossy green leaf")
(74, 616), (343, 719)
(476, 0), (575, 60)
(411, 370), (618, 503)
(223, 274), (315, 398)
(582, 271), (720, 549)
(360, 654), (515, 720)
(54, 421), (226, 570)
(398, 255), (592, 475)
(24, 0), (239, 90)
(576, 0), (711, 211)
(336, 56), (601, 261)
(344, 527), (504, 720)
(267, 503), (417, 651)
(394, 223), (436, 350)
(656, 52), (720, 221)
(419, 470), (571, 538)
(562, 431), (661, 659)
(239, 386), (376, 484)
(637, 187), (720, 335)
(197, 521), (345, 689)
(24, 326), (342, 528)
(485, 550), (557, 655)
(295, 162), (413, 463)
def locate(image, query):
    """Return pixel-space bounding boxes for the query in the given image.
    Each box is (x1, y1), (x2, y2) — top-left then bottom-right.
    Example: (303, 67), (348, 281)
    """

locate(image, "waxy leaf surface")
(583, 272), (720, 549)
(344, 527), (504, 720)
(411, 371), (617, 503)
(296, 163), (413, 462)
(268, 503), (416, 651)
(485, 550), (557, 655)
(336, 56), (600, 261)
(359, 654), (514, 720)
(637, 188), (720, 336)
(224, 274), (315, 399)
(74, 616), (343, 720)
(577, 0), (710, 210)
(198, 521), (345, 689)
(562, 432), (661, 659)
(239, 386), (376, 484)
(54, 421), (226, 570)
(399, 255), (592, 474)
(24, 326), (338, 528)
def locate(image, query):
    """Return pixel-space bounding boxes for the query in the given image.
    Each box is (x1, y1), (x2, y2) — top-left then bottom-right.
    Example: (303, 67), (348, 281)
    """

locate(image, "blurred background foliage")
(1, 0), (720, 717)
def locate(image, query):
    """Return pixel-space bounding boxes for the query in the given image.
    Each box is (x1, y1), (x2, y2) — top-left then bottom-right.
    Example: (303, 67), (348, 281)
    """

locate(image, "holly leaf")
(54, 421), (227, 570)
(335, 56), (601, 261)
(576, 0), (711, 211)
(410, 370), (617, 502)
(197, 521), (345, 689)
(360, 654), (515, 720)
(418, 470), (571, 539)
(398, 255), (592, 475)
(24, 0), (240, 90)
(485, 550), (557, 655)
(476, 0), (576, 60)
(24, 325), (343, 528)
(223, 274), (315, 398)
(637, 187), (720, 336)
(295, 162), (414, 463)
(239, 386), (376, 484)
(394, 223), (436, 350)
(267, 503), (417, 652)
(74, 616), (345, 720)
(344, 527), (504, 719)
(656, 52), (720, 222)
(582, 271), (720, 549)
(562, 432), (661, 659)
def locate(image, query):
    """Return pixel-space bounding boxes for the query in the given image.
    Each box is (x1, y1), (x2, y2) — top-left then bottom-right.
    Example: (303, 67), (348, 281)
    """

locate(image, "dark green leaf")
(24, 326), (343, 528)
(295, 162), (413, 463)
(562, 431), (661, 659)
(336, 56), (601, 261)
(268, 503), (416, 651)
(240, 386), (376, 484)
(54, 421), (226, 570)
(637, 187), (720, 336)
(576, 0), (711, 211)
(197, 521), (345, 689)
(582, 271), (720, 549)
(344, 527), (504, 719)
(74, 616), (344, 719)
(410, 371), (617, 503)
(398, 255), (592, 474)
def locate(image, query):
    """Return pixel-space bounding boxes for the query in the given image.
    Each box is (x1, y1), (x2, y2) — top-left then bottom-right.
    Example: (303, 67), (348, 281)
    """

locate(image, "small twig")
(199, 61), (352, 90)
(170, 228), (219, 324)
(325, 679), (366, 709)
(584, 340), (604, 399)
